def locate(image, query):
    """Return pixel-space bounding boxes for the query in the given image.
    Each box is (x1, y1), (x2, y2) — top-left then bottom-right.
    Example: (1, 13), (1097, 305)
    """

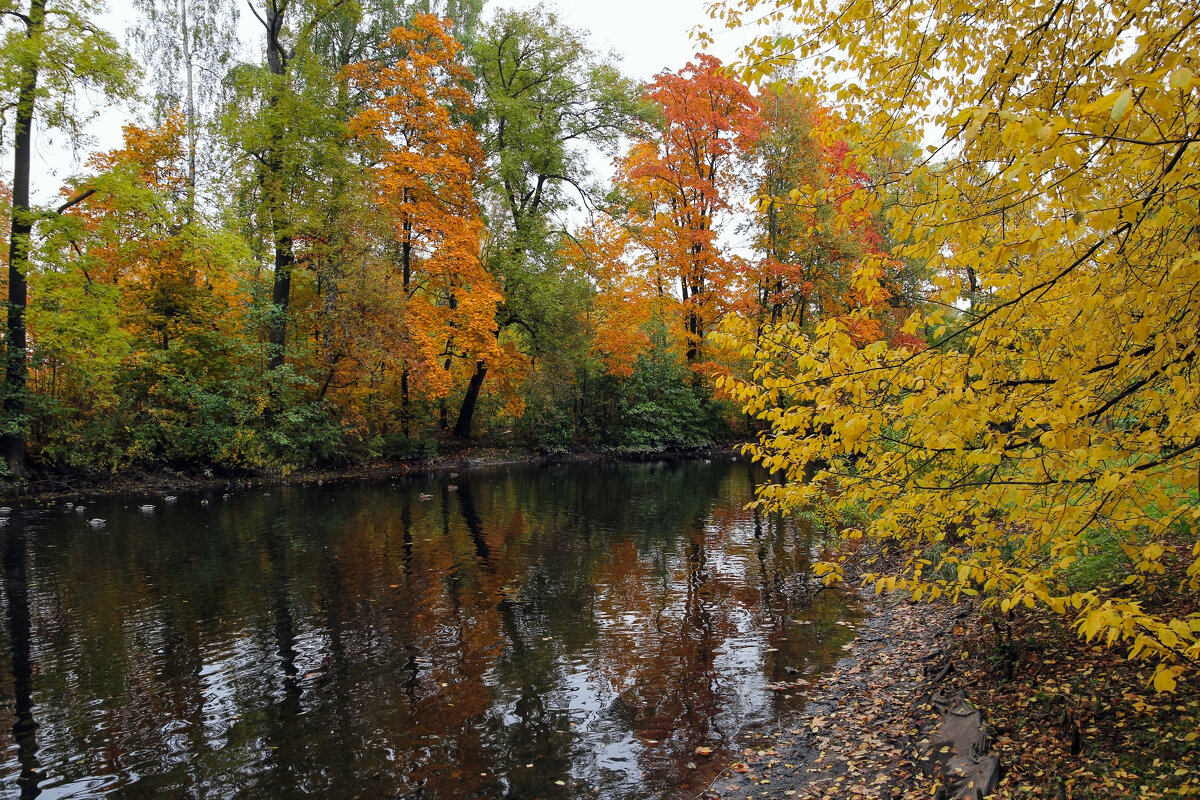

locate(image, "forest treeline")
(0, 0), (920, 475)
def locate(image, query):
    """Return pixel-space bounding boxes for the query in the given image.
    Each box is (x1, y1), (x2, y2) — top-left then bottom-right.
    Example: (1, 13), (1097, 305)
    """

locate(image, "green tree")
(0, 0), (136, 476)
(456, 5), (646, 438)
(223, 0), (352, 406)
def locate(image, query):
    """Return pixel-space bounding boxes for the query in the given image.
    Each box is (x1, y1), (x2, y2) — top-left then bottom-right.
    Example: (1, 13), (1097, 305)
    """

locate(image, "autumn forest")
(4, 0), (1200, 785)
(0, 0), (921, 479)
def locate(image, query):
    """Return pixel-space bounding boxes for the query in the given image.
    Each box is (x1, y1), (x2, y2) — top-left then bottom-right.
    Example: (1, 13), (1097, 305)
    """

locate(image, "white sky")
(494, 0), (752, 82)
(22, 0), (755, 200)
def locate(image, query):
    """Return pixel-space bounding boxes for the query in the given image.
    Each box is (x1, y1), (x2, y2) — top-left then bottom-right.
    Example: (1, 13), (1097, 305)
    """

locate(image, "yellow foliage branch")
(710, 0), (1200, 691)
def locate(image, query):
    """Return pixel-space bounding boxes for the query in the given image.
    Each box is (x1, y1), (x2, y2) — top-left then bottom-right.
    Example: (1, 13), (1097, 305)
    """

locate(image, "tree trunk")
(259, 0), (292, 413)
(2, 0), (47, 478)
(401, 368), (410, 438)
(453, 361), (487, 439)
(267, 233), (294, 373)
(179, 0), (197, 222)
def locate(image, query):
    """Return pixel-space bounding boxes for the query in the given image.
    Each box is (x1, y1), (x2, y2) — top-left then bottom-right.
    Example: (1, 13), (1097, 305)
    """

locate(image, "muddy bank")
(703, 591), (996, 800)
(0, 443), (738, 503)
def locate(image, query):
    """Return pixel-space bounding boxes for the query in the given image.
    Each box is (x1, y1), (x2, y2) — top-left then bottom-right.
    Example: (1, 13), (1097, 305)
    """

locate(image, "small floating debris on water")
(88, 519), (106, 528)
(419, 493), (433, 501)
(139, 504), (156, 512)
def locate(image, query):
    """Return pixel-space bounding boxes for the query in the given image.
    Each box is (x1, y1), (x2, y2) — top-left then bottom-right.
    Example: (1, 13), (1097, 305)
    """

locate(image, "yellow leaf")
(1111, 88), (1132, 121)
(1153, 668), (1177, 693)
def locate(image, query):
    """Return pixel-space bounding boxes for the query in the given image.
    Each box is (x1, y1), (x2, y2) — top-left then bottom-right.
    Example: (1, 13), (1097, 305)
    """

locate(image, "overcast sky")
(492, 0), (752, 82)
(20, 0), (754, 196)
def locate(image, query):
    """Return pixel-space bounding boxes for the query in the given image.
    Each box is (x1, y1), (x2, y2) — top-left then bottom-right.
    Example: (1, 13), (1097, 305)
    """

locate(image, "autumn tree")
(35, 115), (257, 467)
(0, 0), (135, 475)
(309, 0), (483, 68)
(713, 0), (1200, 689)
(747, 86), (870, 331)
(620, 54), (763, 363)
(343, 14), (497, 439)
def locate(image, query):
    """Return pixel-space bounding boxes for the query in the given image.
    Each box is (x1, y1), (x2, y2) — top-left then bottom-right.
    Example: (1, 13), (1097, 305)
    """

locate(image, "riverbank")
(703, 586), (1199, 800)
(0, 442), (738, 503)
(703, 591), (989, 800)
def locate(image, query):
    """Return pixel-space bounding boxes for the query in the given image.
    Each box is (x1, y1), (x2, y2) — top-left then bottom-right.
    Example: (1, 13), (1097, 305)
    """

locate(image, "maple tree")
(343, 14), (497, 438)
(742, 83), (916, 347)
(620, 54), (764, 364)
(711, 0), (1200, 689)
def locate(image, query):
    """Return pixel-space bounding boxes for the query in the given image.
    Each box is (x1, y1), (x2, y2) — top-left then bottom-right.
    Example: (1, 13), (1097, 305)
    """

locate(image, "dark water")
(0, 459), (860, 799)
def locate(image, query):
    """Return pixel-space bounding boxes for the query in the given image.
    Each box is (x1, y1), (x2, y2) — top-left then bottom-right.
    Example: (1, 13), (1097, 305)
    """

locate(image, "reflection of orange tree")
(457, 475), (585, 795)
(321, 489), (520, 798)
(587, 516), (755, 781)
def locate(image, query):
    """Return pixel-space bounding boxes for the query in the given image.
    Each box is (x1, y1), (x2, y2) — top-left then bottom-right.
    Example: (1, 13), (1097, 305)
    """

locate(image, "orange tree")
(343, 14), (498, 442)
(620, 54), (764, 365)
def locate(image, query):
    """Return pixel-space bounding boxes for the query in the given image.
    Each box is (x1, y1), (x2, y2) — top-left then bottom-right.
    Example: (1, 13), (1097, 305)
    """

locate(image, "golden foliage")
(711, 0), (1200, 689)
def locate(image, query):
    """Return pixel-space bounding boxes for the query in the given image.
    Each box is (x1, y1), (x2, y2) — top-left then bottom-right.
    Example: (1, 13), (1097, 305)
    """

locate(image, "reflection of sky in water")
(0, 459), (861, 799)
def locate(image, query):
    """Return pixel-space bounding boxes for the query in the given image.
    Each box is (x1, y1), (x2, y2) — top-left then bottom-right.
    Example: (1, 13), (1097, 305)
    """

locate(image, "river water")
(0, 458), (860, 799)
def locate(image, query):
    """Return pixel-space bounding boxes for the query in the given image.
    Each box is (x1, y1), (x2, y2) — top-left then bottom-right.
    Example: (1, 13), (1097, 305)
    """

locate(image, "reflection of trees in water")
(4, 521), (41, 799)
(0, 461), (849, 799)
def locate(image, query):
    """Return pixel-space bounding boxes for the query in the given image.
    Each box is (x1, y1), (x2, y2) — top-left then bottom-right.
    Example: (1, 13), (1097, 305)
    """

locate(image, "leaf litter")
(699, 588), (1200, 800)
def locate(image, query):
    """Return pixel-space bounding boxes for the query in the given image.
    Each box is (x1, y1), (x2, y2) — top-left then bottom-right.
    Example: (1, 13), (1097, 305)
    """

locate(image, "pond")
(0, 458), (861, 799)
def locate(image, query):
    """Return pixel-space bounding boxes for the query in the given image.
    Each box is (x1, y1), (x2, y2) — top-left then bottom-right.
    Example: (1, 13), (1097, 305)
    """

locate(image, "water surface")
(0, 459), (859, 799)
